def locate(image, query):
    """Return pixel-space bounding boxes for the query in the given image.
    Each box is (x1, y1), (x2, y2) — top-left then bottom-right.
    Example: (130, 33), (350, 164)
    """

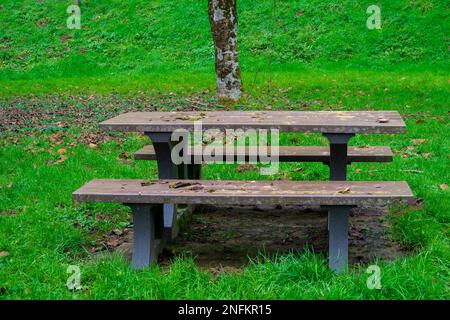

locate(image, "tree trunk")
(74, 0), (80, 7)
(208, 0), (242, 101)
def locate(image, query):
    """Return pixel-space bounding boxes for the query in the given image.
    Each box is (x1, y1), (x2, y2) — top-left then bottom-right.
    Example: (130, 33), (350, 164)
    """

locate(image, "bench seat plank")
(134, 145), (393, 162)
(73, 179), (413, 207)
(100, 111), (406, 134)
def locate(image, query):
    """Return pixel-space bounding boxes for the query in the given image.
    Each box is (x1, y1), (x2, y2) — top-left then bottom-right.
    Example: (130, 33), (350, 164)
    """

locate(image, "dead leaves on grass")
(397, 139), (433, 159)
(0, 210), (16, 216)
(412, 139), (427, 145)
(237, 163), (256, 173)
(90, 227), (131, 253)
(106, 239), (121, 248)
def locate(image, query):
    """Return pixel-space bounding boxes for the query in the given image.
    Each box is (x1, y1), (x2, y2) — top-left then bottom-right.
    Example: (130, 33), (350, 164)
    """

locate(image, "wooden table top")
(99, 111), (406, 134)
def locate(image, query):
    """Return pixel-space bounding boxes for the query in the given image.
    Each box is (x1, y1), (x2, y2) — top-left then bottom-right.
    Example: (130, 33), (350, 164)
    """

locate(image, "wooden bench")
(134, 144), (394, 239)
(135, 145), (393, 163)
(73, 179), (413, 272)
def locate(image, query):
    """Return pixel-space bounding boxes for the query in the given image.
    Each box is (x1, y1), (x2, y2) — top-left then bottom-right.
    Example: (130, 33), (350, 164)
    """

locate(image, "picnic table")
(100, 110), (404, 232)
(74, 110), (412, 272)
(100, 111), (404, 181)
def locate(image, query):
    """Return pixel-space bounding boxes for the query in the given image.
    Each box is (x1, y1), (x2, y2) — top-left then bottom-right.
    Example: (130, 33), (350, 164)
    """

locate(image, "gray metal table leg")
(128, 204), (164, 269)
(324, 205), (352, 273)
(324, 133), (354, 181)
(188, 163), (202, 179)
(323, 133), (354, 272)
(146, 132), (181, 243)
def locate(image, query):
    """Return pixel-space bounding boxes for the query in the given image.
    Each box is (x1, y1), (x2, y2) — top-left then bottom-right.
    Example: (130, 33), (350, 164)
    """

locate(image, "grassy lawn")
(1, 70), (449, 299)
(0, 0), (449, 299)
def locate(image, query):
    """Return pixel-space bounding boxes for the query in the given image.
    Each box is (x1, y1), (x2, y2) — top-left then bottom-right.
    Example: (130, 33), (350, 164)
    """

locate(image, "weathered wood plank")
(73, 179), (413, 207)
(99, 111), (406, 134)
(134, 145), (393, 162)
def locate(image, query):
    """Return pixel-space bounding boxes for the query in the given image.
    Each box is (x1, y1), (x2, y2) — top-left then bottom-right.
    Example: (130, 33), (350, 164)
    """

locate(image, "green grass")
(0, 71), (449, 299)
(0, 0), (449, 92)
(0, 0), (449, 300)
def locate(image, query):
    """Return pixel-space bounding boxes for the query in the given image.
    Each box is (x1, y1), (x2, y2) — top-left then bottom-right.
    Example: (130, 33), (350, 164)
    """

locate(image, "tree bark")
(208, 0), (242, 101)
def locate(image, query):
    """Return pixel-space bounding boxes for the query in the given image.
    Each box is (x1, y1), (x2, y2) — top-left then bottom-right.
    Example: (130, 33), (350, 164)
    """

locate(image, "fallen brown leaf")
(189, 185), (204, 191)
(91, 246), (103, 253)
(112, 229), (123, 236)
(337, 187), (351, 194)
(377, 117), (389, 123)
(413, 198), (423, 207)
(0, 210), (16, 216)
(439, 184), (448, 190)
(169, 181), (200, 189)
(50, 132), (64, 145)
(54, 155), (67, 165)
(412, 139), (427, 145)
(107, 239), (121, 248)
(237, 163), (256, 172)
(0, 251), (10, 258)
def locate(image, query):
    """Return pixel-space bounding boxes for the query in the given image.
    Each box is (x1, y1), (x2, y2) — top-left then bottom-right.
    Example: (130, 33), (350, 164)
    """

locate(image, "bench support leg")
(323, 133), (354, 231)
(323, 133), (354, 181)
(129, 204), (164, 269)
(325, 205), (352, 273)
(146, 132), (181, 243)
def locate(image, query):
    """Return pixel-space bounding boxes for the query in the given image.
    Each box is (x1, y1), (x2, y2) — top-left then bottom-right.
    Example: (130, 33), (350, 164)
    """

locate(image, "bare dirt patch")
(114, 205), (403, 271)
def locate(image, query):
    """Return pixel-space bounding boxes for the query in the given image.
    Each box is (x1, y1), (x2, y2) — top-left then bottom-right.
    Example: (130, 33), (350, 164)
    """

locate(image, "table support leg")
(128, 204), (163, 269)
(146, 132), (181, 243)
(323, 133), (354, 181)
(323, 205), (352, 273)
(188, 163), (202, 179)
(323, 133), (354, 272)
